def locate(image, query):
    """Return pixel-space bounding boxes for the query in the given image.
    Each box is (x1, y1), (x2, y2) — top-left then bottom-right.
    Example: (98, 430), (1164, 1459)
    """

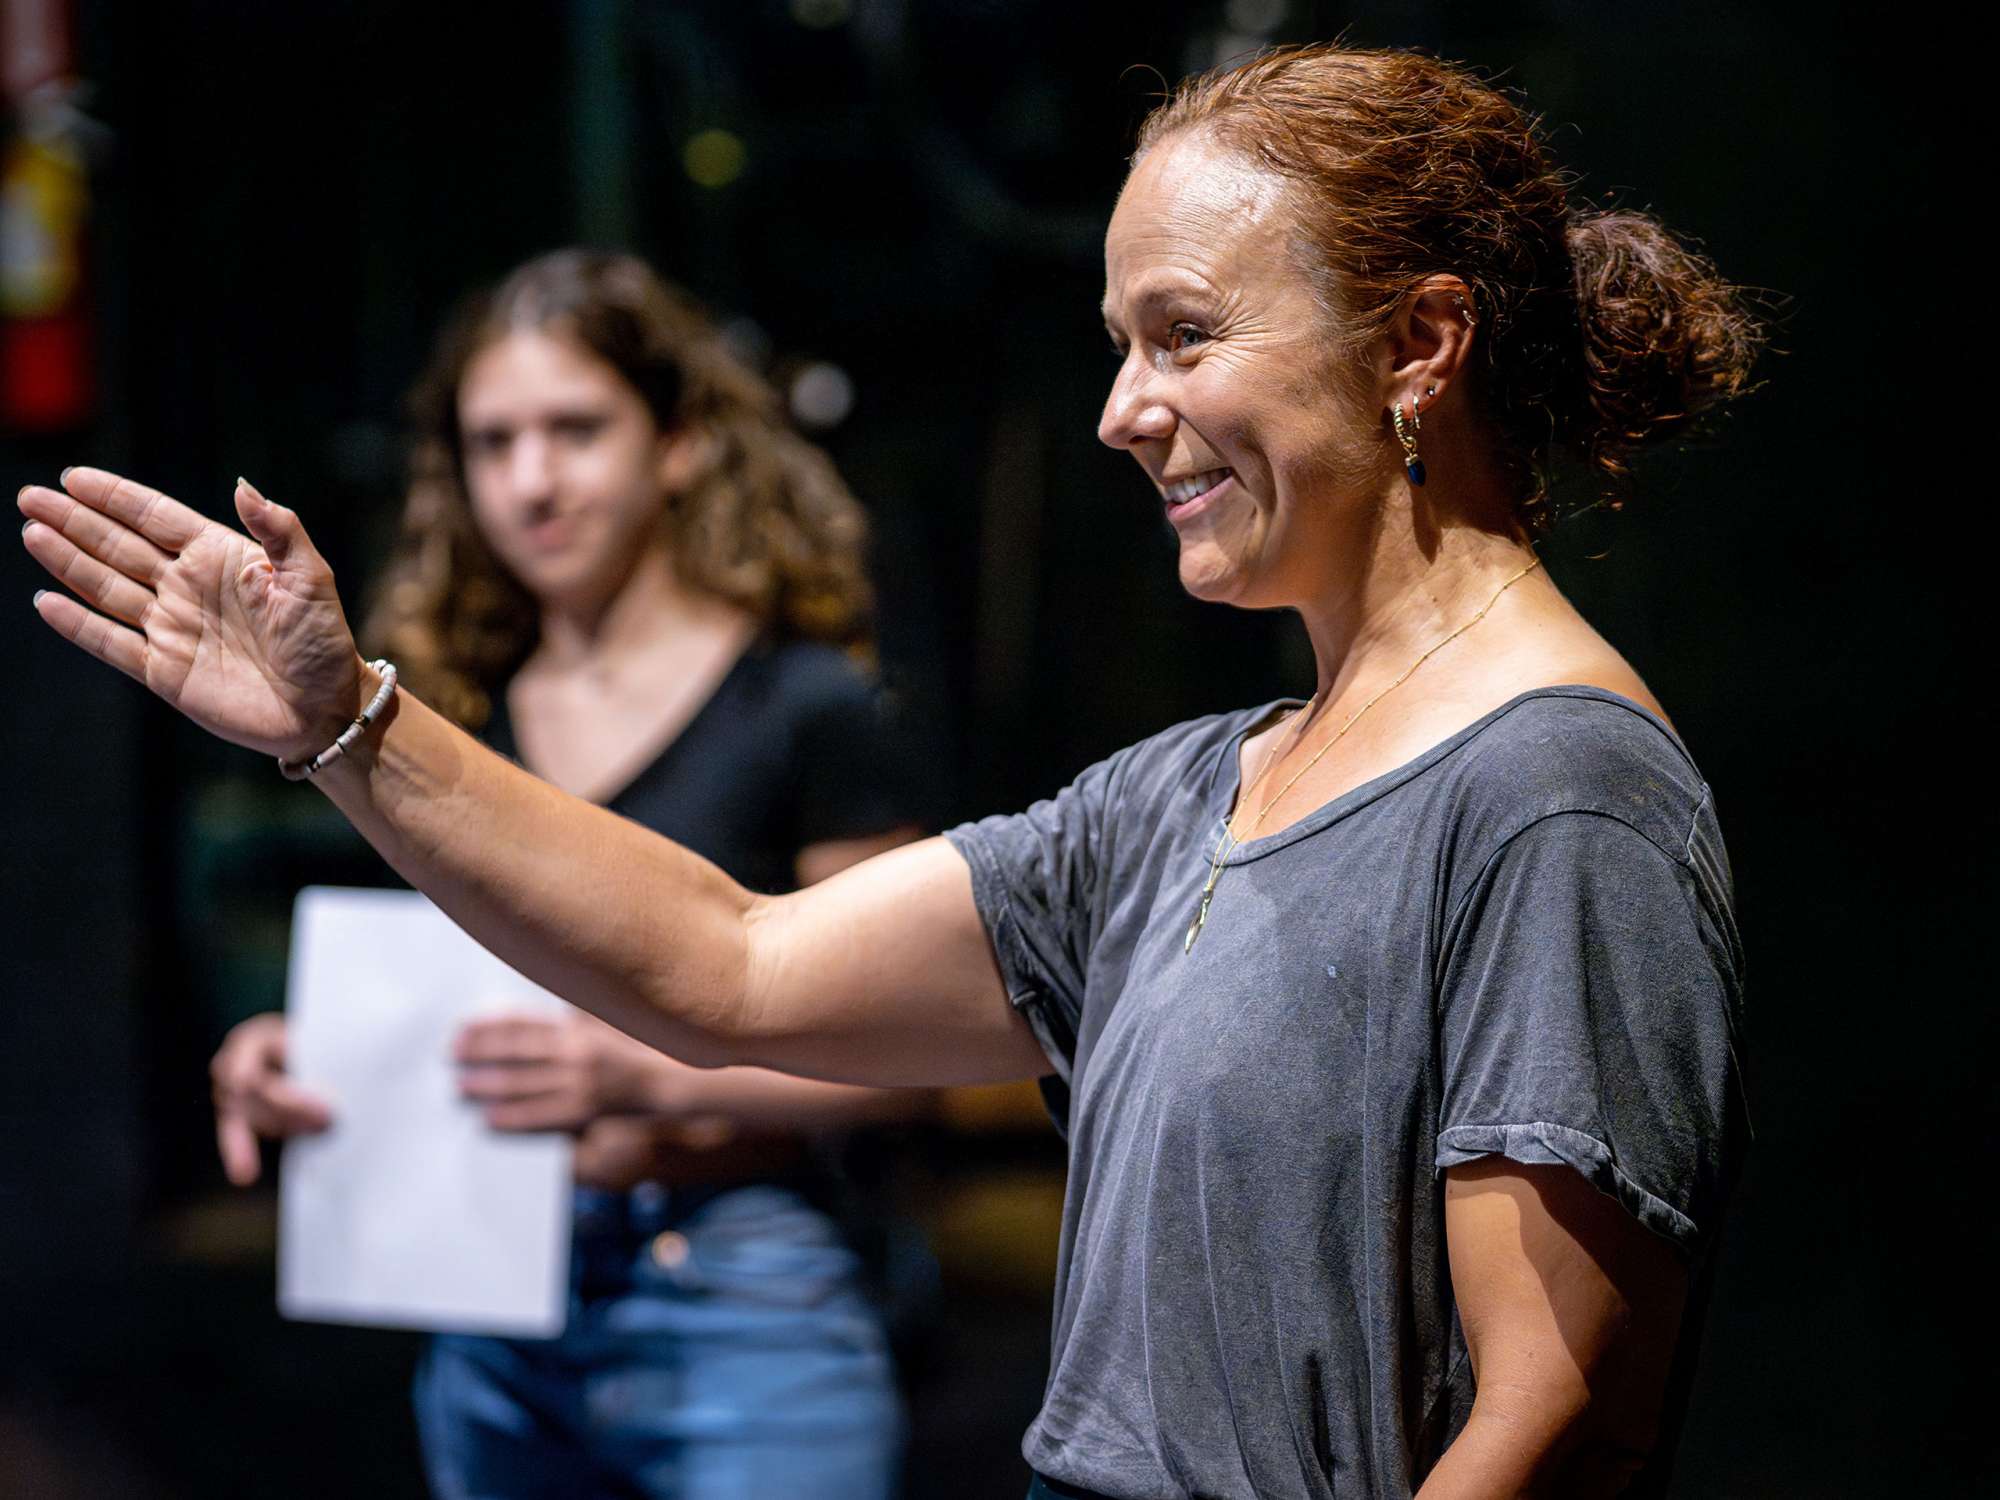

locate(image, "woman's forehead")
(460, 331), (630, 413)
(1132, 129), (1282, 209)
(1104, 134), (1297, 305)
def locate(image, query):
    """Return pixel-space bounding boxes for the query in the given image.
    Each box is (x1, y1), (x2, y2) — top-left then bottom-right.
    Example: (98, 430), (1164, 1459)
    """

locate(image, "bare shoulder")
(1515, 642), (1665, 723)
(1483, 585), (1670, 725)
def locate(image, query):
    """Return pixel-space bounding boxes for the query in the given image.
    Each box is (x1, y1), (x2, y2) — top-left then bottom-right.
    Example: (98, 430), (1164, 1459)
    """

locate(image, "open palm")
(19, 468), (363, 761)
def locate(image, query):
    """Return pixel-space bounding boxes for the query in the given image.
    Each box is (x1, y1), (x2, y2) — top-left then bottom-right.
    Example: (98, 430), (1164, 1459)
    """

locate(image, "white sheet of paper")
(278, 886), (573, 1337)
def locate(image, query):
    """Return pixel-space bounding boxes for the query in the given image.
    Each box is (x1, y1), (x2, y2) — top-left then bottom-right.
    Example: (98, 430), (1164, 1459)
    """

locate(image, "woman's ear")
(656, 425), (717, 497)
(1377, 275), (1478, 412)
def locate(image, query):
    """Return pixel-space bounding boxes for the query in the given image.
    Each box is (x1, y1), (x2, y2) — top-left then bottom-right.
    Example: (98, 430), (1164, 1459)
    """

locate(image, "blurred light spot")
(650, 1230), (690, 1269)
(1211, 31), (1265, 66)
(789, 361), (855, 431)
(789, 0), (851, 28)
(684, 129), (746, 189)
(1223, 0), (1287, 31)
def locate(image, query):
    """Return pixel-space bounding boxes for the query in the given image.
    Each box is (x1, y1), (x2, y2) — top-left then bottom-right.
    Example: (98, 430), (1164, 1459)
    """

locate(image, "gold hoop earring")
(1391, 397), (1425, 487)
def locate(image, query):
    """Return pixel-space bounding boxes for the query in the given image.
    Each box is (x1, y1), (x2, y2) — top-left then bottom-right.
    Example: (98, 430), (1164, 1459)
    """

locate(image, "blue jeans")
(415, 1182), (905, 1499)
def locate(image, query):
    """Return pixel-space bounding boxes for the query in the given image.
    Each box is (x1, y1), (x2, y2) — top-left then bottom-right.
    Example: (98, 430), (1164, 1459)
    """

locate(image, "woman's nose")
(507, 432), (556, 499)
(1097, 357), (1173, 450)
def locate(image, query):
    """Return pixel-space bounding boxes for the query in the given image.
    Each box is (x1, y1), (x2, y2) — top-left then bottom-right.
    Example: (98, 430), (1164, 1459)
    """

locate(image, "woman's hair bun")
(1138, 46), (1768, 518)
(1563, 209), (1765, 492)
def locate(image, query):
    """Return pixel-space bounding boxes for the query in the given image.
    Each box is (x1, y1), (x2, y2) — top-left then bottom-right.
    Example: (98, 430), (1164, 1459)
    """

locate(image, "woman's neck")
(1294, 500), (1542, 714)
(531, 549), (743, 678)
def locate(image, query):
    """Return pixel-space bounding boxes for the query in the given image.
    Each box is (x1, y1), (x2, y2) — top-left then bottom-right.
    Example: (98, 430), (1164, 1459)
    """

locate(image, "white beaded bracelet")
(278, 659), (399, 781)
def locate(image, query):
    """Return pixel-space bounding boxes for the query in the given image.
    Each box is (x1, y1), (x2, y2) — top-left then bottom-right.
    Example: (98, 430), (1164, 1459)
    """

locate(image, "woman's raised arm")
(20, 468), (1044, 1087)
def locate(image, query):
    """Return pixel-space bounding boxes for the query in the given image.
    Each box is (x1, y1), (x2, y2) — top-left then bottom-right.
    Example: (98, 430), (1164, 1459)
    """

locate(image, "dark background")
(0, 1), (1972, 1496)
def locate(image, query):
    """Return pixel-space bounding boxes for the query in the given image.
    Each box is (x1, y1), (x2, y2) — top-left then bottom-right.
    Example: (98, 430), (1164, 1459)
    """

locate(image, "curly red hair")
(1138, 45), (1764, 519)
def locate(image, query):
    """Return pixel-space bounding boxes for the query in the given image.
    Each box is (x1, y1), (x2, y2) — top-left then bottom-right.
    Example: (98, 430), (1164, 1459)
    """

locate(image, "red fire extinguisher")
(1, 0), (92, 434)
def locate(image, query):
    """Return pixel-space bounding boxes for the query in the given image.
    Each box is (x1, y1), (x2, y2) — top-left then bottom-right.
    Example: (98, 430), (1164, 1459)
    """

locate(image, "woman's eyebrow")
(1104, 273), (1214, 328)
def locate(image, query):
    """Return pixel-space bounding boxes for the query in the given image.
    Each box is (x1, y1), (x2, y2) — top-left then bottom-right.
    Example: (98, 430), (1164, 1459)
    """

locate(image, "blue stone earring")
(1391, 395), (1426, 486)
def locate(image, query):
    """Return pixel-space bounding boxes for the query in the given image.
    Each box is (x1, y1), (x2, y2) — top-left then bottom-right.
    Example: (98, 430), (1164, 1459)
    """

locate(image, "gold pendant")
(1184, 889), (1215, 953)
(1184, 831), (1234, 953)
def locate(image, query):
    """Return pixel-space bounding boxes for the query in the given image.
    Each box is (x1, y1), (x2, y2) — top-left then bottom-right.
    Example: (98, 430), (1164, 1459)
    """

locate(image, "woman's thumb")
(235, 477), (308, 566)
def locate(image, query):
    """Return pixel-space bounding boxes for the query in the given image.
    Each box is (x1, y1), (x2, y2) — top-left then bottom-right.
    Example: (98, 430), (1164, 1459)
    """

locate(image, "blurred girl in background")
(208, 249), (923, 1500)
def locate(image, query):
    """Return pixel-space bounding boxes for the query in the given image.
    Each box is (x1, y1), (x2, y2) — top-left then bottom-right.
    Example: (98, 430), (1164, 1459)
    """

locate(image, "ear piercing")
(1391, 397), (1425, 487)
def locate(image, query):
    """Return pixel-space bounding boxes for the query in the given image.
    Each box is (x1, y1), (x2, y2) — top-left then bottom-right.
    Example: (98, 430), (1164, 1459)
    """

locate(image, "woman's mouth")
(1162, 468), (1235, 522)
(521, 513), (574, 551)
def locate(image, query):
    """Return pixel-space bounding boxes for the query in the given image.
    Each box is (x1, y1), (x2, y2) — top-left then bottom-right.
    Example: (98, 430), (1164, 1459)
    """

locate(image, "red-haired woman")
(27, 45), (1758, 1499)
(205, 250), (919, 1499)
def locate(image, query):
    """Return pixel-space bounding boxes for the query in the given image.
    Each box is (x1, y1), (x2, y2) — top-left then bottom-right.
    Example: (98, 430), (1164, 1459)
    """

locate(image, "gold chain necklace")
(1183, 553), (1543, 954)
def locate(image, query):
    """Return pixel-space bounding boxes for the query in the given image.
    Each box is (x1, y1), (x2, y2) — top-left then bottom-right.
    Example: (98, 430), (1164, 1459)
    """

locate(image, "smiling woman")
(22, 44), (1755, 1500)
(1100, 132), (1375, 609)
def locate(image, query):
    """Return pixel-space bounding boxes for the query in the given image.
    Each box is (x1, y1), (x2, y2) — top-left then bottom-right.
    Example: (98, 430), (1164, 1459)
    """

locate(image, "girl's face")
(457, 329), (678, 615)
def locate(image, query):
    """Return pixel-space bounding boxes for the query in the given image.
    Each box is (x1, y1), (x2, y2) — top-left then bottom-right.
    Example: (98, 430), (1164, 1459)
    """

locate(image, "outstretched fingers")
(21, 516), (158, 629)
(31, 588), (150, 681)
(17, 483), (174, 586)
(59, 466), (211, 552)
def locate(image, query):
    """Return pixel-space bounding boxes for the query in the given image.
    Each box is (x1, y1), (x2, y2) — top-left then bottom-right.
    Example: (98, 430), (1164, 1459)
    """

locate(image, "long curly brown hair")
(1137, 46), (1765, 523)
(362, 250), (874, 731)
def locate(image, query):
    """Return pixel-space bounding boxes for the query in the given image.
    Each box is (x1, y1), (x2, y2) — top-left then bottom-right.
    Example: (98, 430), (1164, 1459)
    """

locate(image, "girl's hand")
(20, 468), (365, 762)
(210, 1012), (335, 1186)
(454, 1011), (685, 1133)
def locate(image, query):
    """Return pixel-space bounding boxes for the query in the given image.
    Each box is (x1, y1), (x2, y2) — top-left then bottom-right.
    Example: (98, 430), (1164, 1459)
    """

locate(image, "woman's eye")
(1168, 322), (1210, 354)
(554, 417), (607, 444)
(465, 429), (509, 458)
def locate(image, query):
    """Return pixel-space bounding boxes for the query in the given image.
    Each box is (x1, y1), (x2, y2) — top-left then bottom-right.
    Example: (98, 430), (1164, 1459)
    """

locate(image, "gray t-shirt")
(946, 687), (1747, 1499)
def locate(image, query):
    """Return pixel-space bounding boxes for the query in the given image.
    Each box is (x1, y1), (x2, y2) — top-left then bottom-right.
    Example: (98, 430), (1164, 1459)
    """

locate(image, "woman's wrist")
(298, 656), (397, 781)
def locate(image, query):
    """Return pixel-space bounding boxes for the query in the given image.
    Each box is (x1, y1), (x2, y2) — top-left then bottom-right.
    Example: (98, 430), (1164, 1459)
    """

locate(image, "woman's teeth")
(1165, 469), (1231, 505)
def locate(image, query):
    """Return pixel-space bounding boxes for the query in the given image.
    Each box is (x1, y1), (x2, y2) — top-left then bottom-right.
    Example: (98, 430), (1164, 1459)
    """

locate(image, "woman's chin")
(505, 547), (632, 615)
(1175, 545), (1252, 607)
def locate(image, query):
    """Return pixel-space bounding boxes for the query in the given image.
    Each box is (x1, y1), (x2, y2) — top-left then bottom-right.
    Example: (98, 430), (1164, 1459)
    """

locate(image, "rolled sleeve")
(1435, 810), (1746, 1257)
(944, 754), (1120, 1129)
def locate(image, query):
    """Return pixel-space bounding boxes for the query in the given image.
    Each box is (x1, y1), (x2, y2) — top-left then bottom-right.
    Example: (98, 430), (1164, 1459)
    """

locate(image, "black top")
(486, 638), (917, 894)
